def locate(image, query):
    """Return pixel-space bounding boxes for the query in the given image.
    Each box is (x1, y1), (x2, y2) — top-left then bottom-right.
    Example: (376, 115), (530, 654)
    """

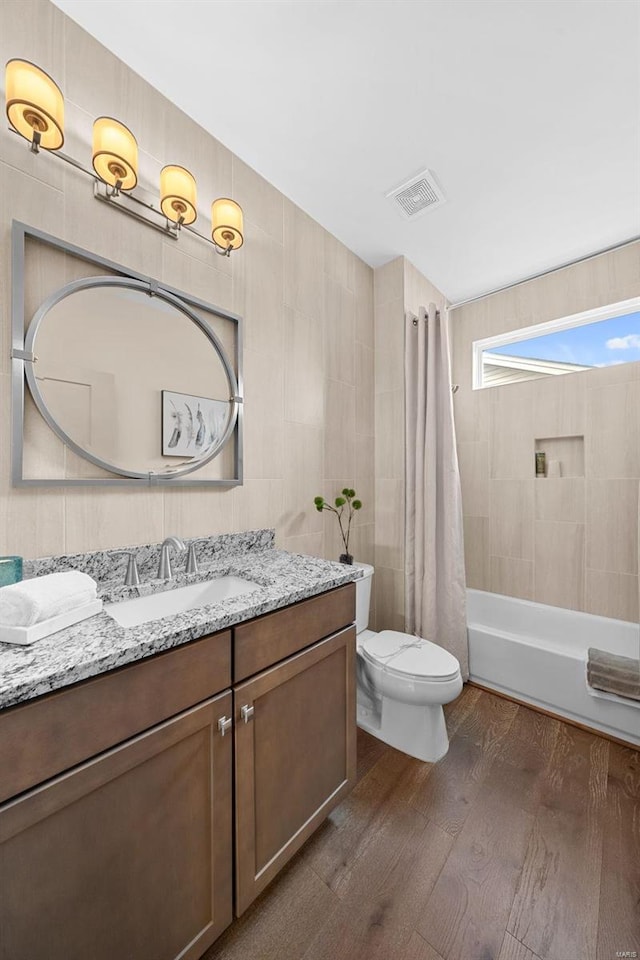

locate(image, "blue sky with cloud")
(491, 310), (640, 367)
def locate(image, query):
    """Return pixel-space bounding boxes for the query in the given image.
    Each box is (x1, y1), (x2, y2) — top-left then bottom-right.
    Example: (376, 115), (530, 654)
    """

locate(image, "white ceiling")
(52, 0), (640, 301)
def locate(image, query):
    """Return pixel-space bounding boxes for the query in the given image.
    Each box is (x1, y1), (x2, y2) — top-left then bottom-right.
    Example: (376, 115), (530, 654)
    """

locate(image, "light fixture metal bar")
(8, 125), (234, 255)
(93, 180), (179, 240)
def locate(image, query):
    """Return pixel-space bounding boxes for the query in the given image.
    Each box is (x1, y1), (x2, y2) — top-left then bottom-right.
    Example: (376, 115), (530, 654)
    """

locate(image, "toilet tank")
(354, 563), (374, 634)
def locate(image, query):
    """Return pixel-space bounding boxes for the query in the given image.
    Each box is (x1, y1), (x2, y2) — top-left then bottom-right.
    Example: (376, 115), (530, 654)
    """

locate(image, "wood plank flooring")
(203, 686), (640, 960)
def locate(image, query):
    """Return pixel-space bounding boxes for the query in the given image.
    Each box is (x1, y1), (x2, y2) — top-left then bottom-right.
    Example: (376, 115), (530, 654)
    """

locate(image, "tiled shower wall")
(0, 0), (374, 563)
(451, 241), (640, 622)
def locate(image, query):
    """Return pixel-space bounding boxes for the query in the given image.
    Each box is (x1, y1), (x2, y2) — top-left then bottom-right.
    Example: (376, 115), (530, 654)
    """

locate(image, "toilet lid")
(360, 630), (460, 681)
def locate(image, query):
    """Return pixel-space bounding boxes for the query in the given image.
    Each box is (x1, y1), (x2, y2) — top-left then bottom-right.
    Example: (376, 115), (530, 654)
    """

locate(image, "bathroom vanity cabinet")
(0, 582), (356, 960)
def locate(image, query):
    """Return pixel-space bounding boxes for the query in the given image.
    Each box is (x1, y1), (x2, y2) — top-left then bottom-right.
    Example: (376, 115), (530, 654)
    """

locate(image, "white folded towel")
(0, 571), (98, 627)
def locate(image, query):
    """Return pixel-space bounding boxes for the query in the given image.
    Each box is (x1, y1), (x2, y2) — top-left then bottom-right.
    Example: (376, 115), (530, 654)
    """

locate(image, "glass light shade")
(211, 198), (244, 251)
(92, 117), (138, 190)
(5, 59), (64, 150)
(160, 165), (197, 225)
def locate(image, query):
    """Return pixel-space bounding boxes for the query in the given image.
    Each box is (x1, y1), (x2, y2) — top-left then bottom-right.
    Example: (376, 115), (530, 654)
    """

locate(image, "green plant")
(313, 488), (362, 563)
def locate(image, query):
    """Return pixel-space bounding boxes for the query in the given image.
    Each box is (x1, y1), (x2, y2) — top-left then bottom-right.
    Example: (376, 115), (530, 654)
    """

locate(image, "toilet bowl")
(354, 564), (462, 762)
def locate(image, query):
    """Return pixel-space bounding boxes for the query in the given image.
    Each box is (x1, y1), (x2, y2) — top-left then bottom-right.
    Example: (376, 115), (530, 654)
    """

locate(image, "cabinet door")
(235, 626), (356, 914)
(0, 693), (233, 960)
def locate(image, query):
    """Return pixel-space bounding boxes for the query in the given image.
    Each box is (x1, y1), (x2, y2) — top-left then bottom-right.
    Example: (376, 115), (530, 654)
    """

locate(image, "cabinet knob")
(218, 715), (233, 736)
(240, 704), (254, 724)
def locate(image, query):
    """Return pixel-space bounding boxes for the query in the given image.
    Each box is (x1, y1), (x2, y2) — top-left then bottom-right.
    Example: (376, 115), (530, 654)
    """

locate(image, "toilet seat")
(360, 630), (460, 682)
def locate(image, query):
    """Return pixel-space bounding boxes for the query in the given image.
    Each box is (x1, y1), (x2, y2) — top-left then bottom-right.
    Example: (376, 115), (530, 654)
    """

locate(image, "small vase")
(339, 553), (354, 565)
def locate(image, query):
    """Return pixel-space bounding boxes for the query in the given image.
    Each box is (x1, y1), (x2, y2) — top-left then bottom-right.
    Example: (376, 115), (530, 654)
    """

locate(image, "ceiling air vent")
(386, 169), (445, 220)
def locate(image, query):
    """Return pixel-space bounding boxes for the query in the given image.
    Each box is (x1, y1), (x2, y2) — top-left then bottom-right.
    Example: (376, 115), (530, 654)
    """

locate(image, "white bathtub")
(467, 589), (640, 746)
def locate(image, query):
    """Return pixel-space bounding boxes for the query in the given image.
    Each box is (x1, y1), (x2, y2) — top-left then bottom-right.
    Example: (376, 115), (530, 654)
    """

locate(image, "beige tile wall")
(451, 241), (640, 622)
(0, 0), (374, 563)
(372, 256), (446, 631)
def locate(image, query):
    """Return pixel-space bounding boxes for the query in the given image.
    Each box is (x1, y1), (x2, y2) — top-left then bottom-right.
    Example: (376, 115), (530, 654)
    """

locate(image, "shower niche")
(534, 435), (585, 478)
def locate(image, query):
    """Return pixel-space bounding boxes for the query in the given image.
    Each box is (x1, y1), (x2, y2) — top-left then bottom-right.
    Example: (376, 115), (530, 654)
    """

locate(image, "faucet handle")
(111, 550), (141, 587)
(186, 538), (210, 575)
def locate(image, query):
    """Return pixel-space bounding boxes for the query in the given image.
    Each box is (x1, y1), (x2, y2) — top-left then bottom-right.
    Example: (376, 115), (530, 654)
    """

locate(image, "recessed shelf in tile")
(535, 436), (585, 478)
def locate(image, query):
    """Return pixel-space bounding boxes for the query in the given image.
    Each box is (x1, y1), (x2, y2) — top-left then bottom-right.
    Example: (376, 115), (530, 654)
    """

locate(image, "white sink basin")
(105, 576), (262, 628)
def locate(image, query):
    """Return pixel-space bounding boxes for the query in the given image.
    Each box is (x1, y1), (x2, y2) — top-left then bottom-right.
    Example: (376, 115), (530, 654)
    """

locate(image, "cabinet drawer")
(0, 630), (231, 803)
(234, 582), (355, 681)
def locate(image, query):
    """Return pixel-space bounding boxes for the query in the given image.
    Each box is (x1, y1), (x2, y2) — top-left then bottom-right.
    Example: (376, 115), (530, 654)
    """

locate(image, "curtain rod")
(447, 235), (640, 311)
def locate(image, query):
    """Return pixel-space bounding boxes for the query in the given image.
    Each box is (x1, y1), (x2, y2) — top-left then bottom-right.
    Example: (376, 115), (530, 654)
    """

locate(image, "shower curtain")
(405, 303), (468, 679)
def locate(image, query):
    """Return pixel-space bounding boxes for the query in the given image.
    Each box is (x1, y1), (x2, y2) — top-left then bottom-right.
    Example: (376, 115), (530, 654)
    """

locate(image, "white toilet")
(354, 563), (462, 762)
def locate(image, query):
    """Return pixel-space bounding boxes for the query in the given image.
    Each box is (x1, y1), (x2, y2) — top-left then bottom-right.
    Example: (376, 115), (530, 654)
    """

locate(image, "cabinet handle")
(240, 704), (254, 723)
(218, 715), (233, 736)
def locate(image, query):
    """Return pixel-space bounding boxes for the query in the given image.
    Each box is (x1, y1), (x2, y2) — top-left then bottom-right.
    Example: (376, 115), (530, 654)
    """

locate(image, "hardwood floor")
(203, 686), (640, 960)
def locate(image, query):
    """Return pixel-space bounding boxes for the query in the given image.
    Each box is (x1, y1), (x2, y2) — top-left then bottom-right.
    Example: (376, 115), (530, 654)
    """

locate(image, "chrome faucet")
(185, 538), (210, 575)
(157, 536), (186, 580)
(112, 550), (140, 587)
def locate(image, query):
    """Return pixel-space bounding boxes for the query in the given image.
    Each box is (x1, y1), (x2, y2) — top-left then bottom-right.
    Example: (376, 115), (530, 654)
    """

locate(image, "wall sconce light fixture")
(160, 164), (198, 225)
(92, 116), (138, 193)
(5, 59), (243, 257)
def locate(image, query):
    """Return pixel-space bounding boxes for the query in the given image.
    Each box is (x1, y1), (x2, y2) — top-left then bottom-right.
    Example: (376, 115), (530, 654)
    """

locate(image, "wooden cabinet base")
(0, 695), (233, 960)
(234, 626), (356, 914)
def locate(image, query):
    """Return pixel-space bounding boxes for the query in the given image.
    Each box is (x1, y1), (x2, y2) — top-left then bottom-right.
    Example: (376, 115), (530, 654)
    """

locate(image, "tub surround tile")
(453, 383), (491, 444)
(586, 380), (640, 479)
(535, 478), (585, 523)
(3, 531), (360, 710)
(584, 358), (640, 387)
(490, 384), (534, 479)
(532, 370), (586, 439)
(489, 480), (534, 560)
(586, 479), (639, 575)
(463, 516), (490, 591)
(451, 240), (640, 624)
(458, 441), (489, 518)
(490, 557), (534, 601)
(534, 435), (585, 479)
(584, 570), (639, 623)
(534, 521), (585, 611)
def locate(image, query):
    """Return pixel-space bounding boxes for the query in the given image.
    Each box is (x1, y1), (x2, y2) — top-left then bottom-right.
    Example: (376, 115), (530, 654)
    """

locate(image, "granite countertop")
(0, 545), (361, 711)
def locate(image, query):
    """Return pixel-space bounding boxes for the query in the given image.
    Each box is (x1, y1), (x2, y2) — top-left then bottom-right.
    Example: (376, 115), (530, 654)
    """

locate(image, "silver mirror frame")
(11, 221), (244, 487)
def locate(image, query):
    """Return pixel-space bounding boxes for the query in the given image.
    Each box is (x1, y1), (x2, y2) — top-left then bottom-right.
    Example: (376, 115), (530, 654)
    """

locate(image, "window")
(472, 297), (640, 389)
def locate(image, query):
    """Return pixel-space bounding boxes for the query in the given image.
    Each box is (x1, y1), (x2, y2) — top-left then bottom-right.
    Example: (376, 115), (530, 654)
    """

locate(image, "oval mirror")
(25, 277), (239, 480)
